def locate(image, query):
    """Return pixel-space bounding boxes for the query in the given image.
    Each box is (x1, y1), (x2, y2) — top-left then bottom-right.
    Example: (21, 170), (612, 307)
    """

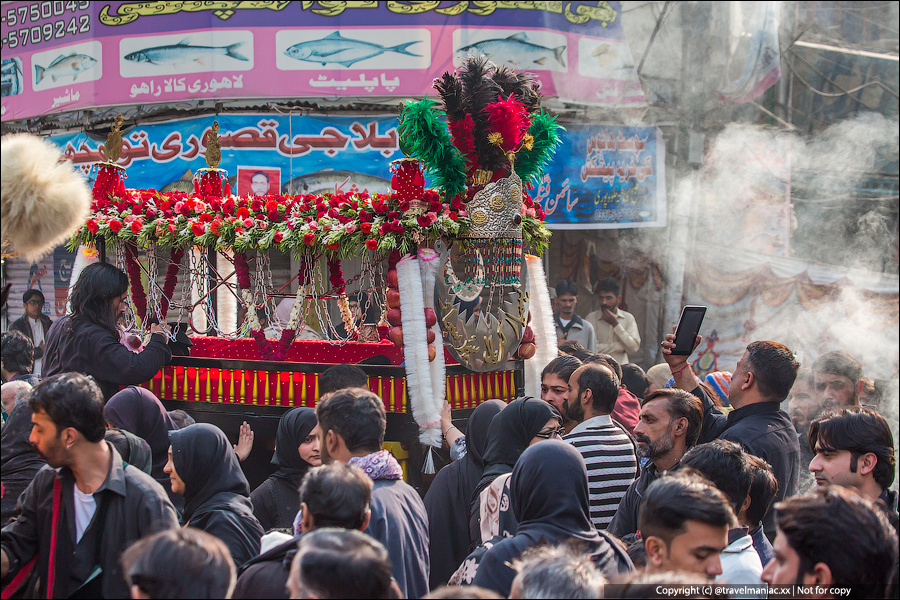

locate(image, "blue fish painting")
(284, 31), (420, 68)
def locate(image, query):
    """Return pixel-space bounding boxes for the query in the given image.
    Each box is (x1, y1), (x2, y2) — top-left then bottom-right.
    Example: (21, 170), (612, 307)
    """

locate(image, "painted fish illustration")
(456, 33), (566, 68)
(284, 31), (420, 68)
(1, 58), (23, 96)
(124, 39), (249, 65)
(160, 169), (194, 193)
(281, 169), (391, 195)
(34, 53), (97, 84)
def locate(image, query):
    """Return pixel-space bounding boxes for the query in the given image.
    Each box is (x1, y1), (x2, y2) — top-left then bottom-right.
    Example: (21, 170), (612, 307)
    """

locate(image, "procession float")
(66, 57), (563, 489)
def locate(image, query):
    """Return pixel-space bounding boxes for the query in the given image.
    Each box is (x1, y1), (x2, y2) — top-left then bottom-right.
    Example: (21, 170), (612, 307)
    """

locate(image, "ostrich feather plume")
(1, 133), (91, 262)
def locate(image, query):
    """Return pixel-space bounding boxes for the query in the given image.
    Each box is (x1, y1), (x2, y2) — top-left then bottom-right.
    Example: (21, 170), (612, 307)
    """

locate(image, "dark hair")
(640, 389), (703, 448)
(299, 463), (373, 530)
(555, 279), (578, 297)
(424, 586), (503, 599)
(168, 409), (195, 428)
(541, 355), (582, 382)
(680, 440), (753, 515)
(319, 364), (369, 396)
(812, 351), (861, 385)
(22, 289), (45, 305)
(625, 538), (646, 569)
(573, 363), (619, 415)
(1, 330), (34, 374)
(557, 340), (594, 362)
(638, 473), (735, 545)
(251, 170), (269, 182)
(745, 455), (777, 528)
(68, 262), (129, 333)
(316, 388), (385, 453)
(746, 341), (800, 401)
(28, 372), (106, 443)
(775, 486), (898, 596)
(591, 353), (623, 381)
(621, 363), (649, 398)
(294, 528), (393, 599)
(594, 277), (620, 296)
(808, 408), (896, 490)
(122, 527), (236, 599)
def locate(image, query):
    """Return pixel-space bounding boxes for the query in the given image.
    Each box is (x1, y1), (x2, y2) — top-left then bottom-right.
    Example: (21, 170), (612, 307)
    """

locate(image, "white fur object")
(1, 133), (91, 262)
(525, 255), (558, 400)
(398, 255), (442, 449)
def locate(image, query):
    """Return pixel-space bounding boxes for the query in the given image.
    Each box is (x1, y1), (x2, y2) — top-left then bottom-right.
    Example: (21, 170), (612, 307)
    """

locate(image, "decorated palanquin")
(70, 58), (563, 485)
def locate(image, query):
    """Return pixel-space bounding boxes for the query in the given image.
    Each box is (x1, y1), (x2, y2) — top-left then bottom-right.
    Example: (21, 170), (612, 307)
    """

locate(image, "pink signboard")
(1, 1), (645, 121)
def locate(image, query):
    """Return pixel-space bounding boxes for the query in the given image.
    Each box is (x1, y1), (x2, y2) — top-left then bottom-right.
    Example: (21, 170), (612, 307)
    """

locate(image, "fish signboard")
(47, 113), (664, 230)
(1, 1), (645, 121)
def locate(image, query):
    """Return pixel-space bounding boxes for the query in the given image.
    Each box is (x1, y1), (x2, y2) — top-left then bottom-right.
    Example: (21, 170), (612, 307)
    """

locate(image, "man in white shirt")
(584, 278), (640, 365)
(553, 280), (596, 352)
(10, 289), (53, 377)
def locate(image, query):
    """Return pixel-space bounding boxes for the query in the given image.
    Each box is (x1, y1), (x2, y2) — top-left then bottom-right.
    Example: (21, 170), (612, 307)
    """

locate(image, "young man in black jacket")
(662, 334), (801, 541)
(0, 373), (178, 598)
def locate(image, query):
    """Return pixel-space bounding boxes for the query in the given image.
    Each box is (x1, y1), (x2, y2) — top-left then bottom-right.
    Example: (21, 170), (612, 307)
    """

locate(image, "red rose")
(273, 231), (284, 243)
(429, 201), (442, 213)
(145, 208), (157, 219)
(108, 219), (123, 233)
(266, 200), (279, 212)
(398, 201), (410, 212)
(178, 203), (191, 217)
(168, 222), (177, 234)
(268, 210), (279, 222)
(360, 222), (372, 234)
(191, 221), (206, 236)
(236, 207), (250, 219)
(210, 220), (223, 236)
(358, 209), (370, 222)
(417, 215), (432, 228)
(325, 241), (339, 251)
(250, 199), (263, 212)
(304, 232), (317, 246)
(199, 212), (213, 223)
(451, 195), (465, 210)
(86, 219), (99, 233)
(222, 199), (235, 215)
(390, 221), (404, 233)
(536, 208), (546, 221)
(159, 200), (171, 211)
(365, 239), (378, 251)
(130, 219), (144, 234)
(449, 212), (458, 221)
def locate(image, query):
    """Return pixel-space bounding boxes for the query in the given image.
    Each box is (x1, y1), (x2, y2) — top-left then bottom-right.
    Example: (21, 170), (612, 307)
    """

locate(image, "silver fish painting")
(456, 33), (566, 69)
(281, 169), (391, 195)
(124, 39), (249, 65)
(284, 31), (420, 68)
(34, 53), (97, 84)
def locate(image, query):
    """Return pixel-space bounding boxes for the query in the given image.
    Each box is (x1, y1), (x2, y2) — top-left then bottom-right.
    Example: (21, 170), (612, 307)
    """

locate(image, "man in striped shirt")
(563, 363), (640, 530)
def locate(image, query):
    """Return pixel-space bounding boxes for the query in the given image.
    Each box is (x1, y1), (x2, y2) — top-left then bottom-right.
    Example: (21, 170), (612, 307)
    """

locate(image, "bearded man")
(608, 389), (703, 537)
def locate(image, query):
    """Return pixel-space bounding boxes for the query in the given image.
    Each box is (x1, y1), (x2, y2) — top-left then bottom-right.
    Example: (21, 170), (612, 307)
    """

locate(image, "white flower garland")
(241, 288), (260, 330)
(524, 255), (557, 401)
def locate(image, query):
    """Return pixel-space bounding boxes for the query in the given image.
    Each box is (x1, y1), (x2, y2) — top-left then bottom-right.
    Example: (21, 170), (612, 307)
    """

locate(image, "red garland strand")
(234, 252), (251, 289)
(328, 258), (345, 295)
(158, 248), (184, 320)
(124, 244), (148, 324)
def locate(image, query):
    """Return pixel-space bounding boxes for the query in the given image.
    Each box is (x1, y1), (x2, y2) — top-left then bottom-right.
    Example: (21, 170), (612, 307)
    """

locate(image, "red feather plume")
(448, 114), (479, 175)
(485, 94), (531, 154)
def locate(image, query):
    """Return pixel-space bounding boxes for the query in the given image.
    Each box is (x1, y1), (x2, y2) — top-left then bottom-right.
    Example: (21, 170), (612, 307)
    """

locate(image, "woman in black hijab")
(166, 423), (264, 567)
(105, 386), (181, 509)
(471, 440), (633, 596)
(424, 399), (506, 588)
(469, 397), (562, 548)
(250, 407), (320, 532)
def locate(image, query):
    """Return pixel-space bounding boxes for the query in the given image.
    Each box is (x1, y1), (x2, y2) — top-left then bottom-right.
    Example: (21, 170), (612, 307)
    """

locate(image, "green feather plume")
(514, 111), (564, 186)
(398, 99), (468, 201)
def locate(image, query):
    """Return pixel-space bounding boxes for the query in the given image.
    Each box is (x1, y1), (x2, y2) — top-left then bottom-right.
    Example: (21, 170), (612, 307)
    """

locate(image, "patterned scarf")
(349, 449), (403, 481)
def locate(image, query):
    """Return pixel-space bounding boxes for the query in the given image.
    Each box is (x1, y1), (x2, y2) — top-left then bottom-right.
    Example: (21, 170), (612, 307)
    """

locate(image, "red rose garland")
(158, 248), (185, 320)
(124, 243), (148, 324)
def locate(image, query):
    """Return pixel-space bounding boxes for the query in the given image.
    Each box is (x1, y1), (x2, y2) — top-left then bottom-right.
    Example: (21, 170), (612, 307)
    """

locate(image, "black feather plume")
(433, 72), (465, 122)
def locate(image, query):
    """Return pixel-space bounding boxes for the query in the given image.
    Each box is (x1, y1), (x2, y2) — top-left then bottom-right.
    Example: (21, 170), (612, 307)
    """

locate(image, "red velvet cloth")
(188, 336), (405, 364)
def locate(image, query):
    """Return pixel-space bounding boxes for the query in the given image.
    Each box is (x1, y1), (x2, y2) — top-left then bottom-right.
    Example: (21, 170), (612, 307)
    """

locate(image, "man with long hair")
(42, 263), (171, 400)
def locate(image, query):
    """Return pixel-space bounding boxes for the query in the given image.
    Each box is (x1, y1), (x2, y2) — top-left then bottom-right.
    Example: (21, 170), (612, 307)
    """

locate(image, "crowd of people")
(1, 266), (898, 599)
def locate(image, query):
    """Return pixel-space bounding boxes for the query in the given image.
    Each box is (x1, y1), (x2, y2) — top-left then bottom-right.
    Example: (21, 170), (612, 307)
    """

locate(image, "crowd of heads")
(2, 286), (898, 600)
